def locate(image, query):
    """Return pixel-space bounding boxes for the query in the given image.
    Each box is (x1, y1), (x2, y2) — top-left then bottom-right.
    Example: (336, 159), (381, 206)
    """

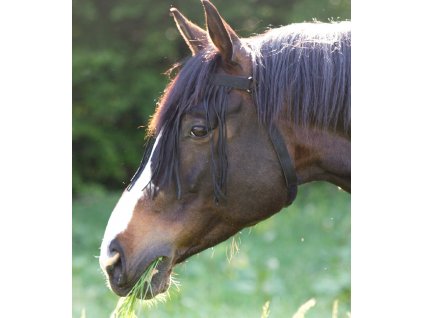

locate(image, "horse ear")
(202, 0), (241, 65)
(170, 7), (208, 55)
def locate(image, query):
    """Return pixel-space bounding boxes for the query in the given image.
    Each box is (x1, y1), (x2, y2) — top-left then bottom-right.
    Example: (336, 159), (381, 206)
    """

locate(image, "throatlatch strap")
(211, 74), (254, 93)
(268, 126), (298, 205)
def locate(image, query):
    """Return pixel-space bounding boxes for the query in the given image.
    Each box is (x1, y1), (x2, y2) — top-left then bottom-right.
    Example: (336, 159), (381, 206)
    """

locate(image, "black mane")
(250, 21), (351, 133)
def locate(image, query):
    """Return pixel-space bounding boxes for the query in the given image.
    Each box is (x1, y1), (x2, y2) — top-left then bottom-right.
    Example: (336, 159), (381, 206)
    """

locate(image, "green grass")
(73, 182), (350, 317)
(112, 258), (163, 318)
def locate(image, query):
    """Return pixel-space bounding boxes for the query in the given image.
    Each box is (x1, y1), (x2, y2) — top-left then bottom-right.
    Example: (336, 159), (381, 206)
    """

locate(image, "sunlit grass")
(332, 299), (338, 318)
(263, 299), (349, 318)
(292, 298), (316, 318)
(226, 233), (241, 262)
(261, 301), (270, 318)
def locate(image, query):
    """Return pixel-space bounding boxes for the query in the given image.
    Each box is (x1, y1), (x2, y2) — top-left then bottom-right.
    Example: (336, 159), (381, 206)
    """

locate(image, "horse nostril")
(104, 252), (120, 270)
(105, 239), (127, 287)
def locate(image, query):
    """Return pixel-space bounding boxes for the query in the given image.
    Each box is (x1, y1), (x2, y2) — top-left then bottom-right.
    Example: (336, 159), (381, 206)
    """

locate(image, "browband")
(211, 73), (298, 205)
(212, 74), (254, 93)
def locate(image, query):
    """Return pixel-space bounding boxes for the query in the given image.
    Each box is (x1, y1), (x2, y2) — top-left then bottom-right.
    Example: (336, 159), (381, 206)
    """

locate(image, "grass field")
(72, 182), (350, 318)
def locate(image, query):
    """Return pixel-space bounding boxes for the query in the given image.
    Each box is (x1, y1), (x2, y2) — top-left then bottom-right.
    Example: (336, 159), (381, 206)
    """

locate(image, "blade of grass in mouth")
(112, 257), (162, 318)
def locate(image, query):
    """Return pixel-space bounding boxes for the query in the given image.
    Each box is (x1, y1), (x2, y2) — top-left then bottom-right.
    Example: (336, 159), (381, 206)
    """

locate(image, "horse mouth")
(108, 245), (204, 299)
(110, 256), (173, 299)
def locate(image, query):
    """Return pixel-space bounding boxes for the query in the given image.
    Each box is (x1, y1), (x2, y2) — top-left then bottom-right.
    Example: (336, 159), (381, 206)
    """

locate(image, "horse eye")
(190, 125), (208, 138)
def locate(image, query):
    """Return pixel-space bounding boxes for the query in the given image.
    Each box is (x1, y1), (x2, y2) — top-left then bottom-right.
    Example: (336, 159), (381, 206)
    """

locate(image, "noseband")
(212, 73), (298, 206)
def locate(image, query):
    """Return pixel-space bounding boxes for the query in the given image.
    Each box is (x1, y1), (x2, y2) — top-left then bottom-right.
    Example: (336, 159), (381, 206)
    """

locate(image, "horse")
(99, 0), (350, 300)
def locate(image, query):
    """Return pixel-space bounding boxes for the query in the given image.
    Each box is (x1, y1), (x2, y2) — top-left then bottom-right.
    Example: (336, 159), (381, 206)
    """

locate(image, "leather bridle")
(128, 73), (298, 206)
(211, 73), (298, 206)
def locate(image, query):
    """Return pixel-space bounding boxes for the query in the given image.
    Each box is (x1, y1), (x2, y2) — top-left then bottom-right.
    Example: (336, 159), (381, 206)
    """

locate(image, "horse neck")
(279, 120), (351, 192)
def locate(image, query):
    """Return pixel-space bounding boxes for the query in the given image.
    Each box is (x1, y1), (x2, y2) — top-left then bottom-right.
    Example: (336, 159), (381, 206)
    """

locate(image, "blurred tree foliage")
(73, 0), (350, 195)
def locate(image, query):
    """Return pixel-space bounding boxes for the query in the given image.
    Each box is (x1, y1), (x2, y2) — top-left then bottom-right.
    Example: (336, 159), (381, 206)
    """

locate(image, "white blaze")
(99, 132), (162, 271)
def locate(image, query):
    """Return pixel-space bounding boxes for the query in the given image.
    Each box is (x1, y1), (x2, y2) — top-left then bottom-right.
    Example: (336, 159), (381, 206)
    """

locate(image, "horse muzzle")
(100, 238), (173, 299)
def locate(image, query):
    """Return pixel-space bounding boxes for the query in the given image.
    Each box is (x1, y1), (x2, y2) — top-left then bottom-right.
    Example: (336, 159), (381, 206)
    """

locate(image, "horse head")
(99, 0), (351, 299)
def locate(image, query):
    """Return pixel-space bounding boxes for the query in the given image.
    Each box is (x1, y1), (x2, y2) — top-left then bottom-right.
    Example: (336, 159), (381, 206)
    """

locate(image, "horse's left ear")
(202, 0), (243, 66)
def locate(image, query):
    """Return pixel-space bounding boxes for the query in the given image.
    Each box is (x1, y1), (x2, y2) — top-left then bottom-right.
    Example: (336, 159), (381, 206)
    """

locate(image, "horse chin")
(140, 257), (173, 299)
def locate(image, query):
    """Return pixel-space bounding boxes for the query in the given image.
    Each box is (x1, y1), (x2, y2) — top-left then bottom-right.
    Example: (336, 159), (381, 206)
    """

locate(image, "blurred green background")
(72, 0), (350, 317)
